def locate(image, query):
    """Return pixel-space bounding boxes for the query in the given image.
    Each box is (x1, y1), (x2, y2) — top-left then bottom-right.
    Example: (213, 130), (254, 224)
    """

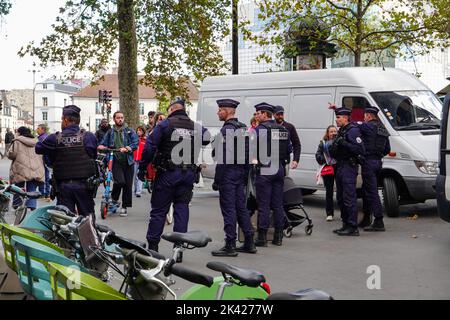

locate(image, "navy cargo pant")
(146, 168), (195, 245)
(57, 180), (95, 216)
(219, 167), (254, 243)
(362, 159), (383, 219)
(255, 165), (285, 231)
(335, 162), (358, 227)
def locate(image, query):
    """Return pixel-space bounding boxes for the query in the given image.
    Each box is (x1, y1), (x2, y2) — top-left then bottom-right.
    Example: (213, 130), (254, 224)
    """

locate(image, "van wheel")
(301, 189), (317, 196)
(382, 177), (400, 217)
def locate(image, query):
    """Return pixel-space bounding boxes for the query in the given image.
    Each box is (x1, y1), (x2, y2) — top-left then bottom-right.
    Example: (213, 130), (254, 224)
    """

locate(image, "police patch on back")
(271, 130), (289, 140)
(175, 128), (194, 137)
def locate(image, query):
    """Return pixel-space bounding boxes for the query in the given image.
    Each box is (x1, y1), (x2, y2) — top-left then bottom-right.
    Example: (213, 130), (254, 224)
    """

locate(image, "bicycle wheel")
(14, 207), (27, 225)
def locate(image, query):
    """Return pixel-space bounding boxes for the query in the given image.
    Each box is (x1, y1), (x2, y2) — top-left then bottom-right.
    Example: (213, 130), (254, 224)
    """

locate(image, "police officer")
(211, 99), (256, 257)
(329, 107), (365, 236)
(35, 105), (97, 216)
(139, 97), (209, 255)
(252, 102), (291, 247)
(273, 105), (301, 170)
(358, 106), (390, 231)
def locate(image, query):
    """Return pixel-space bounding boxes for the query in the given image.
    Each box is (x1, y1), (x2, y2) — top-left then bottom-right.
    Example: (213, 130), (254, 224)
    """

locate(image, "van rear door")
(437, 93), (450, 222)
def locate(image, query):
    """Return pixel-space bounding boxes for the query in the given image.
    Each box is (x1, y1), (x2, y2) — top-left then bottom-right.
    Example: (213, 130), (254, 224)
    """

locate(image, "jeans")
(134, 162), (143, 195)
(13, 180), (39, 210)
(38, 166), (51, 197)
(322, 174), (335, 216)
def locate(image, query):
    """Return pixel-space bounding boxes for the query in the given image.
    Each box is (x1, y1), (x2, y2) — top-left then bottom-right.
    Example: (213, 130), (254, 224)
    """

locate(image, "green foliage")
(242, 0), (450, 67)
(0, 0), (11, 16)
(19, 0), (231, 102)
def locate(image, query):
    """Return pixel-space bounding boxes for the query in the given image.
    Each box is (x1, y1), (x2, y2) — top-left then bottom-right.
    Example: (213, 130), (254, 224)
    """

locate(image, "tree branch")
(361, 27), (428, 42)
(325, 0), (356, 17)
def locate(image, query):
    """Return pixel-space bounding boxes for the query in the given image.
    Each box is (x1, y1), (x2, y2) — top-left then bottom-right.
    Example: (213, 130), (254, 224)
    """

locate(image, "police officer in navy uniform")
(358, 106), (390, 231)
(211, 99), (256, 257)
(35, 105), (97, 216)
(329, 107), (365, 236)
(252, 102), (291, 247)
(139, 97), (210, 255)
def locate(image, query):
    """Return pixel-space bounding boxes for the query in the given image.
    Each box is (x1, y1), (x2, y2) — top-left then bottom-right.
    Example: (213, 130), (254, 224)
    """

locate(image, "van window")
(342, 96), (371, 122)
(370, 91), (441, 130)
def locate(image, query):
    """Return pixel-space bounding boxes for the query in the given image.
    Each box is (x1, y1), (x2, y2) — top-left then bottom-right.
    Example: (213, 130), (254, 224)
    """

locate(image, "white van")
(197, 67), (442, 217)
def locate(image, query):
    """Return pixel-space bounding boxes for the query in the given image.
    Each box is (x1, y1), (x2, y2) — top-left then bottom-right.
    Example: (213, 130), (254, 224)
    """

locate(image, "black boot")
(364, 218), (385, 232)
(333, 223), (347, 234)
(272, 229), (283, 246)
(336, 226), (360, 236)
(147, 241), (159, 252)
(211, 241), (238, 257)
(358, 213), (372, 228)
(254, 230), (268, 247)
(236, 236), (257, 254)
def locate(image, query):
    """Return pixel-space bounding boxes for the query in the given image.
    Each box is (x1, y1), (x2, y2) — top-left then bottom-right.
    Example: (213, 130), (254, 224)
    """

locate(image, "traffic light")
(98, 90), (103, 104)
(106, 102), (112, 114)
(102, 90), (112, 104)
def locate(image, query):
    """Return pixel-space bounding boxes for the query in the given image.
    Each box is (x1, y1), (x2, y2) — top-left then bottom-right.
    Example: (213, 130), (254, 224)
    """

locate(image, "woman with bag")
(7, 126), (45, 211)
(315, 125), (337, 221)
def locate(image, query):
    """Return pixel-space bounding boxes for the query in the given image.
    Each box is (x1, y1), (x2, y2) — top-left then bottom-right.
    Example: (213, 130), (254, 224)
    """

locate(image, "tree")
(19, 0), (231, 127)
(0, 0), (11, 16)
(242, 0), (450, 68)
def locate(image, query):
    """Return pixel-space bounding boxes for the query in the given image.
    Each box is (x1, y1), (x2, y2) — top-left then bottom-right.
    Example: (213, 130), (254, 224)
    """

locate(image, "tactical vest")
(156, 114), (199, 166)
(258, 121), (290, 166)
(363, 121), (390, 158)
(222, 119), (248, 165)
(332, 123), (356, 162)
(53, 130), (97, 181)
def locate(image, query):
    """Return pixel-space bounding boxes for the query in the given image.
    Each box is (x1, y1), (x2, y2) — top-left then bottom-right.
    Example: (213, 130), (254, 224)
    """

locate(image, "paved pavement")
(0, 157), (449, 300)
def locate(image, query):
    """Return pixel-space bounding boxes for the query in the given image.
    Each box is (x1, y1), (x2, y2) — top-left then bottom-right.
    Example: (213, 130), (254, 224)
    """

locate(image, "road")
(0, 156), (449, 300)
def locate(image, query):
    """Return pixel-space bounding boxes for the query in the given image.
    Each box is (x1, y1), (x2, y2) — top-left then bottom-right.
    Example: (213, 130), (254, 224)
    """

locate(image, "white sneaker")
(119, 208), (128, 217)
(326, 215), (334, 222)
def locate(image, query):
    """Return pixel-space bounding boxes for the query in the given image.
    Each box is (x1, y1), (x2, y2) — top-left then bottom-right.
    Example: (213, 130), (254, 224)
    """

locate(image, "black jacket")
(95, 125), (111, 145)
(315, 140), (326, 165)
(282, 121), (301, 162)
(4, 132), (14, 144)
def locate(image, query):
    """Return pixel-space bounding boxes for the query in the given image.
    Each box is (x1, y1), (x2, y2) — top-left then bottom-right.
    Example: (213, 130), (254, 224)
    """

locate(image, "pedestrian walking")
(95, 118), (111, 146)
(145, 111), (156, 133)
(4, 128), (14, 158)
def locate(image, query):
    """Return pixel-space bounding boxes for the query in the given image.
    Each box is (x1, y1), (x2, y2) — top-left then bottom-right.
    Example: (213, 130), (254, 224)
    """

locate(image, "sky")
(0, 0), (67, 90)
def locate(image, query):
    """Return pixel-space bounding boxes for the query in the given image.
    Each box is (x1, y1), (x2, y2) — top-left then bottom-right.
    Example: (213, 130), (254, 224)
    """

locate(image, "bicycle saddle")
(206, 261), (266, 287)
(161, 231), (212, 248)
(266, 289), (333, 300)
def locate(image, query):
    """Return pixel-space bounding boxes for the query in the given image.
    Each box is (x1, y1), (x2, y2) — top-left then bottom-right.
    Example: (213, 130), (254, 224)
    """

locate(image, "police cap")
(168, 97), (185, 110)
(364, 106), (379, 114)
(217, 99), (240, 109)
(335, 107), (351, 116)
(254, 102), (274, 113)
(63, 105), (81, 118)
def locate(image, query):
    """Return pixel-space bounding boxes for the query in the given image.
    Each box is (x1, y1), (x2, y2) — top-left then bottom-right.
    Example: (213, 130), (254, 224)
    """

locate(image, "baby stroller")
(283, 176), (313, 237)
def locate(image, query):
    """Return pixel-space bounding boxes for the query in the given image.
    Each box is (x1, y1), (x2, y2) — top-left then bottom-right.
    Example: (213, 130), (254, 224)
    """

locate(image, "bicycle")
(0, 181), (42, 225)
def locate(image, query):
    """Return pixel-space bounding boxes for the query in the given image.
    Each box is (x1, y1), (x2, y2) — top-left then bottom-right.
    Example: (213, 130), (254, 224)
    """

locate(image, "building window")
(96, 102), (103, 115)
(42, 97), (48, 107)
(139, 103), (145, 115)
(43, 84), (47, 89)
(42, 111), (48, 121)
